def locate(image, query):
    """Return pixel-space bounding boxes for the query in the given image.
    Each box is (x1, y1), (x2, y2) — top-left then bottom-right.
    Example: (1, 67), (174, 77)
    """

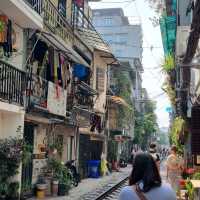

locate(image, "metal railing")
(24, 0), (73, 44)
(25, 0), (43, 14)
(0, 60), (26, 106)
(72, 2), (94, 30)
(43, 0), (73, 43)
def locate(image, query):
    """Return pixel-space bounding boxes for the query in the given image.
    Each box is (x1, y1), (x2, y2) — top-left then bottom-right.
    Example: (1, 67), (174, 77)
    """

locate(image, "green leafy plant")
(22, 143), (33, 166)
(185, 181), (194, 200)
(192, 172), (200, 180)
(0, 126), (32, 199)
(47, 158), (71, 187)
(162, 53), (175, 72)
(162, 81), (176, 105)
(169, 117), (185, 154)
(7, 182), (19, 199)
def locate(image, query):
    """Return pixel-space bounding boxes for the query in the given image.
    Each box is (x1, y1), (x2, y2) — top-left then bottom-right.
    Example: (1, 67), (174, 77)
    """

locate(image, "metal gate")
(21, 123), (34, 193)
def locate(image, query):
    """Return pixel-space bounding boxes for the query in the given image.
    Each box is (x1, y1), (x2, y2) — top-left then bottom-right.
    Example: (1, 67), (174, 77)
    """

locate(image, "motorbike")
(65, 160), (80, 187)
(119, 158), (128, 168)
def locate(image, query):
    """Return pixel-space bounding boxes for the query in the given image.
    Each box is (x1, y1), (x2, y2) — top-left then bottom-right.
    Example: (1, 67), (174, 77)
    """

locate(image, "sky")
(89, 0), (171, 128)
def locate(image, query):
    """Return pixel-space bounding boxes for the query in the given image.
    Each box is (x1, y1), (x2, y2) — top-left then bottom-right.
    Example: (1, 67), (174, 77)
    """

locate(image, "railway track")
(79, 176), (129, 200)
(95, 177), (129, 200)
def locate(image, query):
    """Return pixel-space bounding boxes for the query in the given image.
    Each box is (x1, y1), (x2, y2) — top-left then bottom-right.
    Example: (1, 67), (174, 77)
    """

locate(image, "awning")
(95, 48), (119, 65)
(37, 31), (90, 68)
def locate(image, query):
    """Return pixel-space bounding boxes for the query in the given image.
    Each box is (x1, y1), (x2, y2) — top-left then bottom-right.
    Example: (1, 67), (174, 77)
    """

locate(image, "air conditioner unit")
(176, 26), (190, 57)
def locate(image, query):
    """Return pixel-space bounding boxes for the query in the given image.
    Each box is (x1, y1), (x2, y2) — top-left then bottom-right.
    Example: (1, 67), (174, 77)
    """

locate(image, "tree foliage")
(134, 99), (158, 149)
(114, 70), (135, 133)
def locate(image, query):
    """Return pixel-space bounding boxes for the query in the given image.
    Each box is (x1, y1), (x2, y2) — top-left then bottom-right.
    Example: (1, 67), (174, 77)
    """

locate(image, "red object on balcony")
(75, 0), (84, 7)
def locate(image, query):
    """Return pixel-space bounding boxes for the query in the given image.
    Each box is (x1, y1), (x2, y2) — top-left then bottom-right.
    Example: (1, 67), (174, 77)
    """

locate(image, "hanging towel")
(0, 15), (8, 43)
(54, 51), (59, 83)
(48, 46), (54, 82)
(58, 53), (63, 86)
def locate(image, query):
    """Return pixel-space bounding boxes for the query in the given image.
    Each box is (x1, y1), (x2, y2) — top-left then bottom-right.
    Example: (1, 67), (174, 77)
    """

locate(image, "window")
(96, 68), (105, 93)
(104, 17), (113, 26)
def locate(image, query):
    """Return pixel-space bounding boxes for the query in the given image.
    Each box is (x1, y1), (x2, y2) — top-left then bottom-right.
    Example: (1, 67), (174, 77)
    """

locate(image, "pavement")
(30, 165), (132, 200)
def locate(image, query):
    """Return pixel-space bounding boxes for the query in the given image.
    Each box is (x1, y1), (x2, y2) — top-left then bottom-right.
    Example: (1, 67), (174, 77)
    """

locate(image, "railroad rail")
(95, 177), (129, 200)
(79, 172), (130, 200)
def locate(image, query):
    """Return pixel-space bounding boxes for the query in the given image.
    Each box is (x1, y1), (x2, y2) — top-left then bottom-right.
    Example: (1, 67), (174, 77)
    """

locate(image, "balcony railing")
(0, 60), (26, 106)
(26, 0), (43, 14)
(72, 2), (94, 30)
(24, 0), (73, 45)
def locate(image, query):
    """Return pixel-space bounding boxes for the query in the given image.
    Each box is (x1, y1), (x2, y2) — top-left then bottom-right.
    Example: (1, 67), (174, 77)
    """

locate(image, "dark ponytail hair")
(129, 153), (161, 192)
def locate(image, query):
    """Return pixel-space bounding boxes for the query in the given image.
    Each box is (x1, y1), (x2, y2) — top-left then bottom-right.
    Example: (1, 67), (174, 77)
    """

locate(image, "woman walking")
(119, 153), (176, 200)
(166, 145), (183, 191)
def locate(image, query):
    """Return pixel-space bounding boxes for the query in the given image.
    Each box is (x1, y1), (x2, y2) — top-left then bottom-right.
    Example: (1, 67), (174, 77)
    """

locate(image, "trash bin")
(87, 160), (100, 178)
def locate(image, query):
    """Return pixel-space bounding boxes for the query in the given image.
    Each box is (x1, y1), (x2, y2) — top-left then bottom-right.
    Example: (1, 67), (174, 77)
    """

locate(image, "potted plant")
(36, 176), (47, 199)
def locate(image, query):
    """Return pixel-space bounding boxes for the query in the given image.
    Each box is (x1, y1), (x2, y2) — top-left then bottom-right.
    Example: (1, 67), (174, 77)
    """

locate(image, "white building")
(92, 8), (143, 111)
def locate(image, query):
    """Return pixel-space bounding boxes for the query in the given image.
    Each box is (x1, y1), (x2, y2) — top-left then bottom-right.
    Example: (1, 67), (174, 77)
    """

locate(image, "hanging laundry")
(0, 15), (8, 43)
(90, 114), (102, 133)
(54, 50), (59, 83)
(33, 40), (48, 65)
(61, 60), (71, 90)
(6, 19), (12, 57)
(48, 46), (55, 82)
(58, 53), (63, 87)
(0, 16), (12, 57)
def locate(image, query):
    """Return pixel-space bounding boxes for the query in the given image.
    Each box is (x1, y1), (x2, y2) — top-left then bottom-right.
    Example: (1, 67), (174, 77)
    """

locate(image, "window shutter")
(96, 68), (105, 93)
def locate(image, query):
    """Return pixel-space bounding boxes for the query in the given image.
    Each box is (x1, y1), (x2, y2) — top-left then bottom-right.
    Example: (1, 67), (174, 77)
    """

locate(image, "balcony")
(27, 72), (67, 117)
(0, 0), (43, 29)
(0, 60), (26, 107)
(25, 0), (74, 46)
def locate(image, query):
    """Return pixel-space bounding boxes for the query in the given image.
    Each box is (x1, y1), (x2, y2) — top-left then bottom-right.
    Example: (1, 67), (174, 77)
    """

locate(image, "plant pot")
(36, 190), (45, 199)
(58, 184), (66, 196)
(51, 181), (59, 197)
(36, 184), (47, 190)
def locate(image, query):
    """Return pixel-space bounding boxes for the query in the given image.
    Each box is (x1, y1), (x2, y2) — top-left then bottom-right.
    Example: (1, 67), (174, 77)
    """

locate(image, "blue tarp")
(73, 64), (90, 80)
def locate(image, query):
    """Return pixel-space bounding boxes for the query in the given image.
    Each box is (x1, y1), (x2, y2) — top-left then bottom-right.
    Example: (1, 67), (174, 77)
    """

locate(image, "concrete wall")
(177, 0), (191, 26)
(0, 102), (25, 139)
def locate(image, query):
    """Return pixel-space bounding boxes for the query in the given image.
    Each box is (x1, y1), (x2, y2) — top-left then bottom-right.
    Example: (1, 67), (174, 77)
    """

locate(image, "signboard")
(47, 82), (67, 117)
